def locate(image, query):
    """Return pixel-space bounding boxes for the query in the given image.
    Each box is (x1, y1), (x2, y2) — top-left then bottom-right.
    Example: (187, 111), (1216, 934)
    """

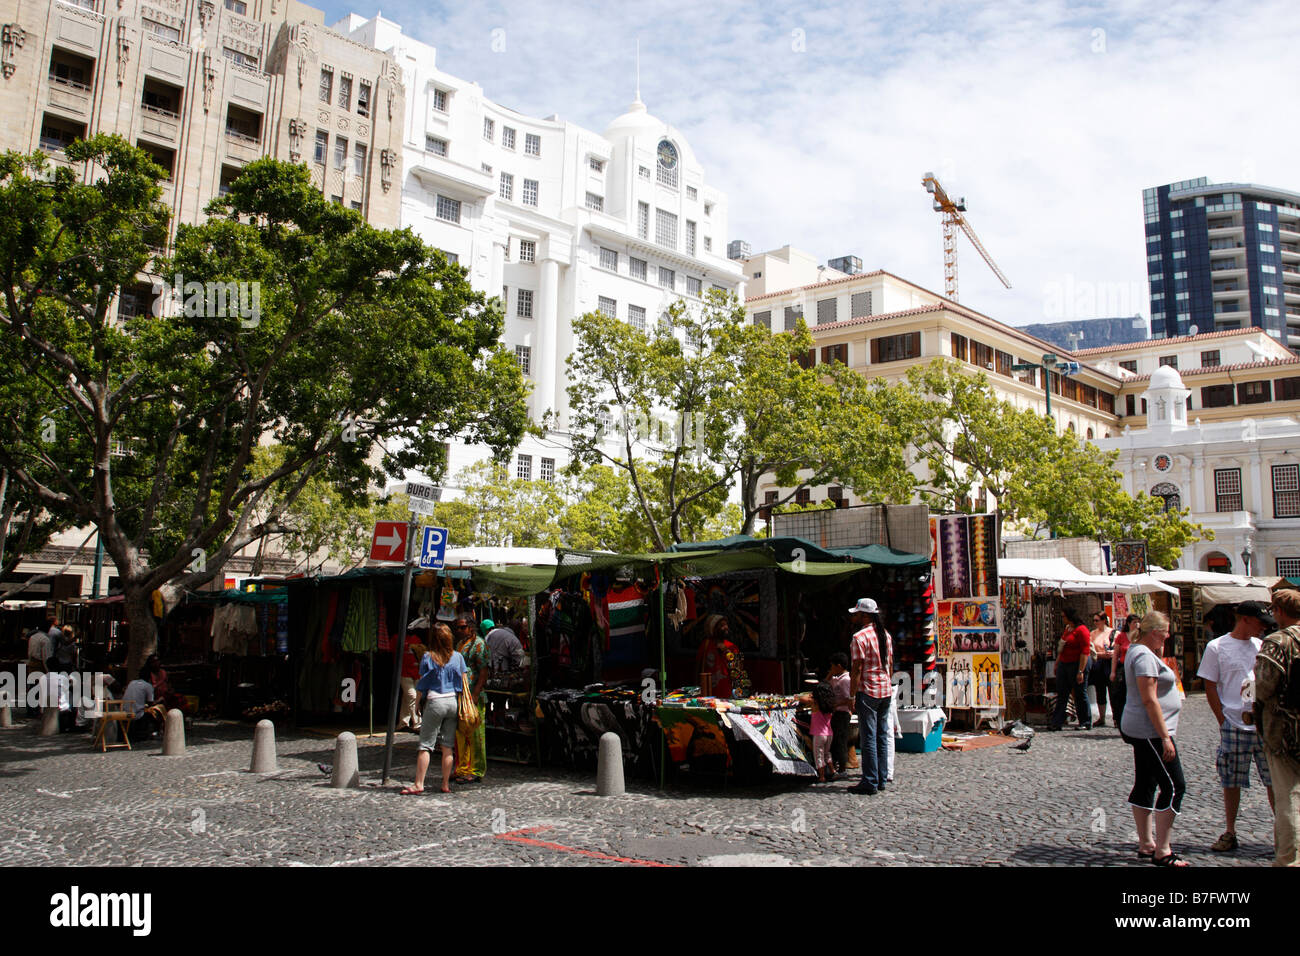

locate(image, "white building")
(335, 13), (745, 489)
(1096, 364), (1300, 578)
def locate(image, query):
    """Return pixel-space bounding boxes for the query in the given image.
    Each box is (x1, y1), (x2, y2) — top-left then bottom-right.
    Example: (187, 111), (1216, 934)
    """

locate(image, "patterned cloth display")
(1115, 541), (1148, 577)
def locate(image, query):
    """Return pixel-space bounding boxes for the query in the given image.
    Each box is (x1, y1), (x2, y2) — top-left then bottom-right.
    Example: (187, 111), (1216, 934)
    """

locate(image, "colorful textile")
(1115, 541), (1148, 577)
(604, 582), (649, 664)
(340, 587), (377, 653)
(454, 635), (488, 778)
(969, 514), (999, 597)
(938, 516), (971, 599)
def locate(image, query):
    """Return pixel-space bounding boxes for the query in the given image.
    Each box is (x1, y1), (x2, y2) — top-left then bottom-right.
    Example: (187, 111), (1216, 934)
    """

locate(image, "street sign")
(405, 481), (440, 516)
(418, 526), (449, 570)
(369, 521), (409, 562)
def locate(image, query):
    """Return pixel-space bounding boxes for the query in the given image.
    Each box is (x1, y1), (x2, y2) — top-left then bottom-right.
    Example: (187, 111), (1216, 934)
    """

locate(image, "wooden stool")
(92, 700), (132, 752)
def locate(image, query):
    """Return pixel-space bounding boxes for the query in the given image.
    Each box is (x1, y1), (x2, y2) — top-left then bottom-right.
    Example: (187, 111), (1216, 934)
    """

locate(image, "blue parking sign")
(419, 526), (448, 569)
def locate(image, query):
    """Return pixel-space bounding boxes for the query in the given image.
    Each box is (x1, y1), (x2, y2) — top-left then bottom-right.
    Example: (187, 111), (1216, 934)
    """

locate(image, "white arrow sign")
(375, 528), (403, 558)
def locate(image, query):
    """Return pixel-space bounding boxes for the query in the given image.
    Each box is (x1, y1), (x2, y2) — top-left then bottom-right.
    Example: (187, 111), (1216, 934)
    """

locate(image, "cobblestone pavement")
(0, 694), (1278, 866)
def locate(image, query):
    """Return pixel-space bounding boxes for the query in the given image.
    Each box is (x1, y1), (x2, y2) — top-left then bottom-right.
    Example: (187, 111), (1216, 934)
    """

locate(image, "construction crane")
(922, 172), (1011, 302)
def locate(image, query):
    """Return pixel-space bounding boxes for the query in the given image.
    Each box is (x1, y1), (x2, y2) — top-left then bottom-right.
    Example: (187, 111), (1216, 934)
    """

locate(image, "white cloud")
(327, 0), (1299, 324)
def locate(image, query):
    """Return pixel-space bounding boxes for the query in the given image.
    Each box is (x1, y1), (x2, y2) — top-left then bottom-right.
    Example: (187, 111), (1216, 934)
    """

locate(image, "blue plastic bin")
(895, 718), (945, 753)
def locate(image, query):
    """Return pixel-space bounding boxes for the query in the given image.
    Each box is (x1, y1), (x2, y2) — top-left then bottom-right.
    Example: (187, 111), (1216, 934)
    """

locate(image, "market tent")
(670, 534), (849, 564)
(999, 558), (1178, 595)
(1197, 585), (1275, 610)
(828, 544), (929, 567)
(1152, 569), (1256, 587)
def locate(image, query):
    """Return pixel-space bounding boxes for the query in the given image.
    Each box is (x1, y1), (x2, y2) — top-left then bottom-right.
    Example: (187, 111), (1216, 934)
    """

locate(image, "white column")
(1247, 449), (1263, 519)
(489, 239), (505, 304)
(535, 257), (559, 422)
(1191, 448), (1207, 514)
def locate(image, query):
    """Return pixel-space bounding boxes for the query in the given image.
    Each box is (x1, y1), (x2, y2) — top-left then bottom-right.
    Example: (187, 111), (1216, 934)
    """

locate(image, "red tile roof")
(1123, 356), (1300, 384)
(1072, 327), (1273, 356)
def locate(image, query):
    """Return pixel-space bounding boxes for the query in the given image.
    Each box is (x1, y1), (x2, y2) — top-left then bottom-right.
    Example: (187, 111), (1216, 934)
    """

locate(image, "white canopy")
(999, 558), (1178, 595)
(442, 547), (558, 567)
(1152, 569), (1283, 589)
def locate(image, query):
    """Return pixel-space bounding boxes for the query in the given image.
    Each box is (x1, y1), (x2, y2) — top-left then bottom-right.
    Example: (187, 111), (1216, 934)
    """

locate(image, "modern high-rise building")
(1143, 177), (1300, 349)
(335, 13), (745, 490)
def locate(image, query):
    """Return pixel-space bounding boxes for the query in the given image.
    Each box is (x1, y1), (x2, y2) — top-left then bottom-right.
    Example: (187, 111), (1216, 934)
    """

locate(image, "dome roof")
(1149, 365), (1187, 390)
(603, 97), (668, 140)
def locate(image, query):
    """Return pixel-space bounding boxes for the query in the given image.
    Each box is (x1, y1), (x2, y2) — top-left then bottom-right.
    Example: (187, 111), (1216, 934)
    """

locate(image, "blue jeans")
(856, 692), (891, 791)
(1052, 659), (1092, 729)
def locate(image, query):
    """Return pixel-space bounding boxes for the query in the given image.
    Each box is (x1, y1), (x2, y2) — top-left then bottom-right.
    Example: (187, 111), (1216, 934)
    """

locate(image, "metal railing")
(47, 73), (91, 92)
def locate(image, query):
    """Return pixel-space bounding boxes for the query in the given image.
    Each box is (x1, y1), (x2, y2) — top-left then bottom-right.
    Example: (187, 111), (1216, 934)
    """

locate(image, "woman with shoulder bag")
(1110, 614), (1139, 735)
(402, 623), (466, 795)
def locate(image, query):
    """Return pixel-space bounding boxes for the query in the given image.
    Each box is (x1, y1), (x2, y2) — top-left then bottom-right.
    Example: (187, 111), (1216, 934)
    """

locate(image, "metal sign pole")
(380, 513), (419, 786)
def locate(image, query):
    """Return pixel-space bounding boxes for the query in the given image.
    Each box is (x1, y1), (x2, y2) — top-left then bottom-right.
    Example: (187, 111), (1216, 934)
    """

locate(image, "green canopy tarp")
(671, 534), (850, 565)
(828, 544), (929, 567)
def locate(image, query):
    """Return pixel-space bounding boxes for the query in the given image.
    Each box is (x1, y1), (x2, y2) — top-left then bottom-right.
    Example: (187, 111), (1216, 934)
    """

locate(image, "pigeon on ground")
(1011, 738), (1031, 752)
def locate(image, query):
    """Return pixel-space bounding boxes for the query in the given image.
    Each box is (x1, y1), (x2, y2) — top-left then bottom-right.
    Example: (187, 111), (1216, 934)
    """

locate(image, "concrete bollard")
(39, 706), (60, 737)
(330, 732), (360, 788)
(162, 709), (185, 756)
(250, 718), (277, 773)
(0, 706), (12, 728)
(595, 731), (625, 796)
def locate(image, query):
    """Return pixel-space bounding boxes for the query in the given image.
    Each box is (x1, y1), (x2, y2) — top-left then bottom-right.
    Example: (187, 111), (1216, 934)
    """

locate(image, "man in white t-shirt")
(1198, 601), (1277, 853)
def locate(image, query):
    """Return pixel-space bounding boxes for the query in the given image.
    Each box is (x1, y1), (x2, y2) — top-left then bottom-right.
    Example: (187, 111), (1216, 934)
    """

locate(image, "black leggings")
(1127, 735), (1187, 813)
(1108, 677), (1127, 734)
(1089, 662), (1112, 721)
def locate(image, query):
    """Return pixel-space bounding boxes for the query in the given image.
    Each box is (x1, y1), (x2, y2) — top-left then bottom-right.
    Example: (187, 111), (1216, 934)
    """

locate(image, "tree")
(563, 291), (910, 547)
(0, 140), (528, 674)
(451, 459), (567, 548)
(886, 359), (1209, 559)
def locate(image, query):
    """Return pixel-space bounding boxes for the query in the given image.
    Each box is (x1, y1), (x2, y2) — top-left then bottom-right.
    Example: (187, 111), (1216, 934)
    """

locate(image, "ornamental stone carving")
(317, 109), (330, 125)
(380, 148), (398, 192)
(114, 21), (131, 85)
(336, 116), (349, 131)
(288, 118), (307, 161)
(198, 0), (215, 30)
(2, 24), (26, 80)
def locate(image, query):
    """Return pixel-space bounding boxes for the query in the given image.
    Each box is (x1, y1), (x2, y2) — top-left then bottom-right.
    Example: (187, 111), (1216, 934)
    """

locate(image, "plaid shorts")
(1216, 722), (1272, 789)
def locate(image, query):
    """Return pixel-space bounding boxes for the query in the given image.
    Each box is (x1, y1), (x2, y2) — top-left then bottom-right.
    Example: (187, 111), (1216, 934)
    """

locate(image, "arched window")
(1086, 427), (1094, 439)
(1151, 481), (1181, 513)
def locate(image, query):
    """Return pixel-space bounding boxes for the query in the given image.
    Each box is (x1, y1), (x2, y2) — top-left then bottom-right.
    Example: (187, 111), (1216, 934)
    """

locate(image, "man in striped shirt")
(848, 598), (894, 795)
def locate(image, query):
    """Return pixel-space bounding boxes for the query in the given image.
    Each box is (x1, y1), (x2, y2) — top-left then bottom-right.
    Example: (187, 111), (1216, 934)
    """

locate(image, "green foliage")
(563, 290), (911, 546)
(885, 359), (1208, 563)
(0, 140), (528, 669)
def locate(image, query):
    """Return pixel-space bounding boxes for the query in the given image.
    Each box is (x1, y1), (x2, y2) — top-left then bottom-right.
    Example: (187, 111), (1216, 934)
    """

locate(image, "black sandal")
(1137, 849), (1155, 859)
(1152, 852), (1190, 867)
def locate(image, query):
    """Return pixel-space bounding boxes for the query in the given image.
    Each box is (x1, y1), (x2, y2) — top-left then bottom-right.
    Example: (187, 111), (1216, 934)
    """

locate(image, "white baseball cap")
(847, 598), (879, 615)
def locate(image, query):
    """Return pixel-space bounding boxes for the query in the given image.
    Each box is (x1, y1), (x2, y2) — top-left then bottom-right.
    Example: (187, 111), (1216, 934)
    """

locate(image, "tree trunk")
(123, 585), (158, 681)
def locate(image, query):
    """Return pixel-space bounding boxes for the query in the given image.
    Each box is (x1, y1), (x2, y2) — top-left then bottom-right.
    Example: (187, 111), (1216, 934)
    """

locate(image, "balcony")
(140, 104), (179, 141)
(1212, 283), (1242, 294)
(223, 129), (262, 162)
(46, 73), (92, 117)
(1210, 260), (1244, 272)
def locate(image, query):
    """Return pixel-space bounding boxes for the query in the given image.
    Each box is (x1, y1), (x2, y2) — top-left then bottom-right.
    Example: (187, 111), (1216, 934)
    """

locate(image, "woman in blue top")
(402, 623), (466, 794)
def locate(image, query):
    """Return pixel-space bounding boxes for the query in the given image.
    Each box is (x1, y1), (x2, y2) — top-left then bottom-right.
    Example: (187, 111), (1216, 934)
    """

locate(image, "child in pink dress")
(811, 682), (836, 782)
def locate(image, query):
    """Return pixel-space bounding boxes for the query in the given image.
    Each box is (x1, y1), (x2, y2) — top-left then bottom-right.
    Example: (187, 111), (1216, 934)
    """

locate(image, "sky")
(317, 0), (1297, 328)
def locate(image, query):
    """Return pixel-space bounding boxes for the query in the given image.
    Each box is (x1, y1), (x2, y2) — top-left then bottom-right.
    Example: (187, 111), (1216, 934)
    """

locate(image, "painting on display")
(932, 514), (1000, 601)
(946, 654), (974, 709)
(1115, 541), (1148, 577)
(972, 653), (1005, 708)
(935, 602), (954, 661)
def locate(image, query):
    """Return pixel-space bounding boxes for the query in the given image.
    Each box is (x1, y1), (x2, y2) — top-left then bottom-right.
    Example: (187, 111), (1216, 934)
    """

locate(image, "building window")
(516, 289), (534, 318)
(850, 291), (872, 318)
(319, 68), (333, 104)
(518, 239), (536, 263)
(795, 488), (811, 505)
(432, 88), (448, 113)
(950, 333), (968, 362)
(828, 486), (846, 508)
(1151, 481), (1181, 513)
(425, 136), (448, 156)
(1119, 360), (1137, 373)
(685, 220), (696, 255)
(435, 195), (461, 224)
(599, 247), (618, 271)
(783, 306), (803, 331)
(330, 195), (343, 205)
(816, 297), (838, 324)
(1214, 468), (1243, 512)
(482, 163), (492, 175)
(703, 236), (712, 252)
(589, 156), (605, 172)
(585, 192), (604, 212)
(1200, 350), (1221, 368)
(655, 209), (678, 248)
(524, 132), (541, 156)
(225, 0), (248, 12)
(1276, 377), (1300, 401)
(658, 267), (675, 290)
(333, 136), (348, 169)
(143, 18), (181, 42)
(502, 127), (516, 149)
(314, 130), (328, 164)
(1125, 394), (1136, 416)
(628, 304), (646, 331)
(540, 457), (555, 482)
(598, 296), (617, 318)
(223, 47), (258, 69)
(629, 257), (647, 281)
(1278, 557), (1300, 578)
(871, 332), (922, 363)
(1158, 355), (1178, 368)
(514, 345), (531, 376)
(638, 165), (650, 180)
(821, 343), (848, 365)
(522, 179), (538, 206)
(1201, 384), (1235, 408)
(1273, 464), (1300, 518)
(499, 172), (513, 200)
(483, 117), (494, 142)
(357, 81), (371, 118)
(353, 143), (366, 176)
(516, 454), (532, 480)
(338, 75), (352, 111)
(1239, 380), (1272, 405)
(686, 276), (702, 297)
(754, 310), (772, 330)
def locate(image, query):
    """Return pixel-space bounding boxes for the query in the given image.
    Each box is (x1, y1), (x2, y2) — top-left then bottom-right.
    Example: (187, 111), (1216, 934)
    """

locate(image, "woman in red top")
(1109, 614), (1139, 735)
(398, 636), (425, 732)
(1049, 607), (1094, 731)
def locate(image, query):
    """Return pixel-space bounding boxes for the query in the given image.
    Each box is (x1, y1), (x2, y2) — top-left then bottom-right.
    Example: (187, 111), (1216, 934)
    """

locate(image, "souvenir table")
(655, 690), (816, 777)
(535, 685), (656, 773)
